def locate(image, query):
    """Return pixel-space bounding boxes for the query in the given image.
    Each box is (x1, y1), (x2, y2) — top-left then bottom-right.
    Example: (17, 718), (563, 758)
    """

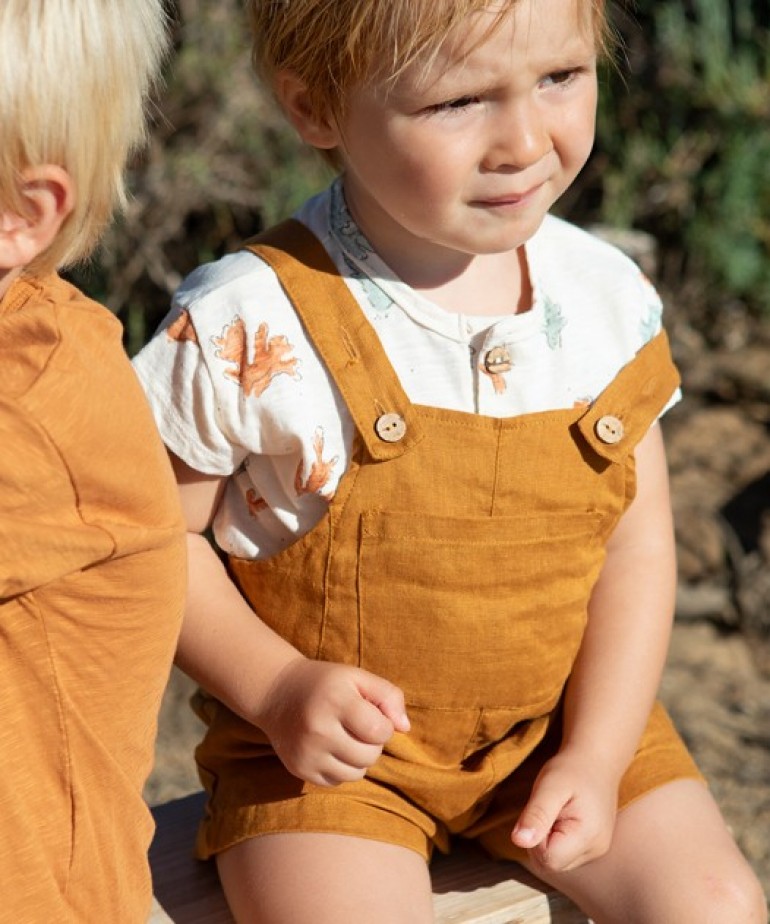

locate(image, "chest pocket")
(357, 508), (604, 717)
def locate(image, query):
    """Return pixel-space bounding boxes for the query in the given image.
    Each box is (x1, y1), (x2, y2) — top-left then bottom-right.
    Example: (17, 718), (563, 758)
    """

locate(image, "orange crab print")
(481, 365), (507, 395)
(245, 488), (268, 518)
(212, 317), (299, 397)
(166, 309), (198, 343)
(295, 428), (339, 500)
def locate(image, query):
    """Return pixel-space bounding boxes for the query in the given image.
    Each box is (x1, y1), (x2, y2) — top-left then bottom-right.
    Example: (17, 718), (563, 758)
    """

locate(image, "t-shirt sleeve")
(633, 270), (682, 414)
(132, 299), (249, 477)
(0, 399), (114, 598)
(133, 251), (312, 479)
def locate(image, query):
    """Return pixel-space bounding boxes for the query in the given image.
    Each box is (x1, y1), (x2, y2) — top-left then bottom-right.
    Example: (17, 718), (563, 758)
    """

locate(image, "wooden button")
(595, 414), (624, 444)
(375, 413), (407, 443)
(483, 346), (512, 375)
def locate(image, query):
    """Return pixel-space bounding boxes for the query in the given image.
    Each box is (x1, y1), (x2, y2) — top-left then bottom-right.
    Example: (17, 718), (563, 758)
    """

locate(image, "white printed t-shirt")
(132, 179), (673, 560)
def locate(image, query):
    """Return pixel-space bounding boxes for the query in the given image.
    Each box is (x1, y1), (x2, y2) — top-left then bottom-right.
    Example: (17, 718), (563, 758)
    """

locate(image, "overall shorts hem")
(193, 703), (702, 866)
(194, 788), (438, 862)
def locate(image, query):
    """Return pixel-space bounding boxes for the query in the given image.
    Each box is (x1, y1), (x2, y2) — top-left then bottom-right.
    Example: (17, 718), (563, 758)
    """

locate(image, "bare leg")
(521, 779), (767, 924)
(217, 832), (435, 924)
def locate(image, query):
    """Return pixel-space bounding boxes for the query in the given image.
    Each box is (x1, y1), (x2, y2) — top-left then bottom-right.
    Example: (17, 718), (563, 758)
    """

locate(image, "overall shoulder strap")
(244, 219), (423, 461)
(575, 329), (681, 463)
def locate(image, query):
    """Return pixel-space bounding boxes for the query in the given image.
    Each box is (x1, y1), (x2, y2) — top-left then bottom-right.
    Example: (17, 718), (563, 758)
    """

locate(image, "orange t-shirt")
(0, 274), (186, 922)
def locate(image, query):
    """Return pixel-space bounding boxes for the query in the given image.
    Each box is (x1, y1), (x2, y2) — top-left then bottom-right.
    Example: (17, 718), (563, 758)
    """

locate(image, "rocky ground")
(145, 309), (770, 902)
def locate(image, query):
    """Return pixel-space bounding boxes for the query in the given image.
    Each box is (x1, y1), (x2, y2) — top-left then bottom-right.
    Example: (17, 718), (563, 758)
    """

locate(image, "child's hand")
(257, 658), (410, 787)
(511, 751), (619, 872)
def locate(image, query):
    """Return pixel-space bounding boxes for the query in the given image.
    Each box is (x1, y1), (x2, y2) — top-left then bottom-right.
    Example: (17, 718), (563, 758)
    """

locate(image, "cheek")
(577, 91), (598, 148)
(557, 104), (597, 169)
(389, 123), (473, 185)
(378, 150), (454, 206)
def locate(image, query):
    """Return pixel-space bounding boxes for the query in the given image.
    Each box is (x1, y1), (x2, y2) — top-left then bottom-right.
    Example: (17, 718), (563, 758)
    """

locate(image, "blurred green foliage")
(585, 0), (770, 330)
(70, 0), (331, 354)
(66, 0), (770, 353)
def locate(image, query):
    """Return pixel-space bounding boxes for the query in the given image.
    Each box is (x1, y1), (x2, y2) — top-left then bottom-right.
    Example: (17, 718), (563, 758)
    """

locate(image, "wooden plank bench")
(149, 792), (589, 923)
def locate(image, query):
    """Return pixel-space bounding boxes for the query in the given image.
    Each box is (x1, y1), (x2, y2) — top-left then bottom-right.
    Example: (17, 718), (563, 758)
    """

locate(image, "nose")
(483, 98), (553, 171)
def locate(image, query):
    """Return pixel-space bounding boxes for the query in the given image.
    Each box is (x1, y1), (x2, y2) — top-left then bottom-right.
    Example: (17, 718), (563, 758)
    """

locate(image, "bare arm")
(562, 421), (676, 772)
(513, 423), (677, 867)
(170, 453), (409, 786)
(171, 454), (301, 721)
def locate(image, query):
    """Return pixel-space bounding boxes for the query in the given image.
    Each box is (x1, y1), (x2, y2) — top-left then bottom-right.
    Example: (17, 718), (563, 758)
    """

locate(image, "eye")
(426, 95), (480, 114)
(541, 63), (594, 89)
(543, 68), (579, 87)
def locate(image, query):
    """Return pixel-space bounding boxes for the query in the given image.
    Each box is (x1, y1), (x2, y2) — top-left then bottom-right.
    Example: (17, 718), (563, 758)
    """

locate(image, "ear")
(274, 70), (341, 150)
(0, 165), (74, 272)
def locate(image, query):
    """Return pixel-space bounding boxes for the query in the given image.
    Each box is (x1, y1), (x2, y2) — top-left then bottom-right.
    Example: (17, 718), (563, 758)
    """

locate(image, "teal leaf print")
(543, 295), (567, 350)
(342, 255), (394, 315)
(330, 181), (374, 261)
(640, 302), (663, 343)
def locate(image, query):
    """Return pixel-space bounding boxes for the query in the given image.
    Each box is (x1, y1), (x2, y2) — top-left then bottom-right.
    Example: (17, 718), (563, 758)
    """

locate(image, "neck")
(338, 177), (533, 317)
(411, 248), (533, 317)
(0, 266), (23, 304)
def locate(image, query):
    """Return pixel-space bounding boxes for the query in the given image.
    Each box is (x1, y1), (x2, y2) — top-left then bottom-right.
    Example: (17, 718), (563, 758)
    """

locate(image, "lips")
(473, 183), (545, 207)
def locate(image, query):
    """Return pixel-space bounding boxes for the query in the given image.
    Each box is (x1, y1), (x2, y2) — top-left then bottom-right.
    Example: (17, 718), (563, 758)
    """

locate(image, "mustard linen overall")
(193, 221), (701, 861)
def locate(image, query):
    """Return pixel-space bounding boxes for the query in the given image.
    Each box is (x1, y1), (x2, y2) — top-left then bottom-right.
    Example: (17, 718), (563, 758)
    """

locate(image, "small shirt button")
(595, 414), (625, 444)
(483, 346), (512, 374)
(375, 412), (407, 443)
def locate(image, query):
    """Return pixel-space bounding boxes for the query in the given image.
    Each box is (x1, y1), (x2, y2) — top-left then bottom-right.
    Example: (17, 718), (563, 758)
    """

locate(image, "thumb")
(357, 670), (410, 733)
(512, 780), (569, 850)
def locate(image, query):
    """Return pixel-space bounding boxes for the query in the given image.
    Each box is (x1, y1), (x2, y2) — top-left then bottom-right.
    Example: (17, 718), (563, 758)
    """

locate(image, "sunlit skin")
(325, 0), (598, 314)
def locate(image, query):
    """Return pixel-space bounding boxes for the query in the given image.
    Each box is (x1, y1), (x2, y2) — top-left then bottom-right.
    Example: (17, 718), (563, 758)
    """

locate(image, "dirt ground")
(662, 621), (770, 895)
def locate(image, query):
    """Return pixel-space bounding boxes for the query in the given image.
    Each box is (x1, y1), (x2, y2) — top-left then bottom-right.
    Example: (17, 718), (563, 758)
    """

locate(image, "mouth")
(472, 183), (545, 208)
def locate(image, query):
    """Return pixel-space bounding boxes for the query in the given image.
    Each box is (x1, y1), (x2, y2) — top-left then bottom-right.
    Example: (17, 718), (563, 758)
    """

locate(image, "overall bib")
(193, 221), (701, 861)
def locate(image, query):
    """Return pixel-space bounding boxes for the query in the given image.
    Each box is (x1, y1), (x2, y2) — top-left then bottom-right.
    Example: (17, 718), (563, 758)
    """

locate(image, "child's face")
(332, 0), (598, 280)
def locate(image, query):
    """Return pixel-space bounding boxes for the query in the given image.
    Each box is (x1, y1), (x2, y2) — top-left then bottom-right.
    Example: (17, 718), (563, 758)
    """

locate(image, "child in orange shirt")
(0, 2), (185, 920)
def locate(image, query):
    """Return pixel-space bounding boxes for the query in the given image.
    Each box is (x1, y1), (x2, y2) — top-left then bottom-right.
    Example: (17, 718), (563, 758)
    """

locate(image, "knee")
(732, 871), (768, 924)
(633, 861), (768, 924)
(688, 865), (768, 924)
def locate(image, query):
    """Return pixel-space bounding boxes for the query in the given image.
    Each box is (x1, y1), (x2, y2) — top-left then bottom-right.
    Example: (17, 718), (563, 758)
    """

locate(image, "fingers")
(512, 774), (614, 872)
(512, 774), (572, 851)
(279, 723), (384, 788)
(295, 699), (397, 788)
(514, 797), (586, 872)
(358, 672), (411, 734)
(307, 742), (385, 787)
(529, 820), (612, 873)
(266, 661), (409, 787)
(346, 671), (410, 743)
(308, 671), (409, 786)
(304, 673), (408, 785)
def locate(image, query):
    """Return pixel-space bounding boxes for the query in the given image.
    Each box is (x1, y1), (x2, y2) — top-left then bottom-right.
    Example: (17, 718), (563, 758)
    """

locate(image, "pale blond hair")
(0, 0), (169, 273)
(248, 0), (614, 130)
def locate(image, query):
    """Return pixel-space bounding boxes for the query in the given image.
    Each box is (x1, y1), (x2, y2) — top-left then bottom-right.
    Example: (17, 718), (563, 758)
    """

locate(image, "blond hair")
(248, 0), (614, 126)
(0, 0), (169, 273)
